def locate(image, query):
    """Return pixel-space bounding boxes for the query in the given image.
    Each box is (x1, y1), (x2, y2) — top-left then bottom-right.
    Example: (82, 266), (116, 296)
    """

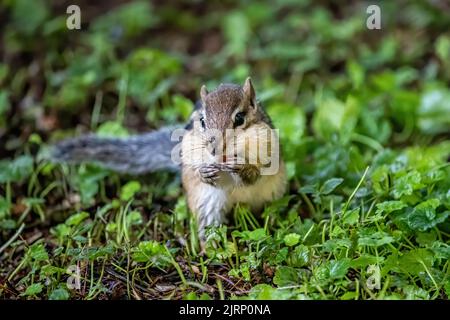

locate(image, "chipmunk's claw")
(223, 162), (244, 172)
(199, 164), (220, 186)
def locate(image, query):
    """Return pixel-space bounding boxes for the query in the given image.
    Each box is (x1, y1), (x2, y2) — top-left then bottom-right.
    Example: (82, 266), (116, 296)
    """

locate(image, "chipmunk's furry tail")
(51, 126), (181, 174)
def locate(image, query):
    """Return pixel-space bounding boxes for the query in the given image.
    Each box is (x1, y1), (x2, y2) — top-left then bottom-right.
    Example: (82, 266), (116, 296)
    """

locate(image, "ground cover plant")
(0, 0), (449, 300)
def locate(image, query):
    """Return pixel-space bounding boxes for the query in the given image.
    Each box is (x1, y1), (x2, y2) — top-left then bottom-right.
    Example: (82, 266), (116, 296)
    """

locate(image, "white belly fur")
(186, 162), (287, 234)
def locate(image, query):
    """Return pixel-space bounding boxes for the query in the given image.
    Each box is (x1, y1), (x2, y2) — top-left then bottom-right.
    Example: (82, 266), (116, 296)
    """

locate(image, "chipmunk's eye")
(200, 116), (206, 129)
(234, 112), (246, 127)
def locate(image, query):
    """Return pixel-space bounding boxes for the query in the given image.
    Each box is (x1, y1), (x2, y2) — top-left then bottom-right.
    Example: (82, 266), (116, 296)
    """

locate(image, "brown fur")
(181, 78), (287, 239)
(203, 84), (244, 130)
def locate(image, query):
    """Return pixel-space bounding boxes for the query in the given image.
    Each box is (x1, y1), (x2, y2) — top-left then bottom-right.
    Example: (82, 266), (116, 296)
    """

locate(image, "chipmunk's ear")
(200, 85), (208, 104)
(243, 77), (256, 110)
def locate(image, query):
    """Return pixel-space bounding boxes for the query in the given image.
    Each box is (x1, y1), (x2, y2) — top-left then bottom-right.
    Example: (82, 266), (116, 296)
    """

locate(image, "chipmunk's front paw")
(198, 164), (220, 186)
(223, 162), (244, 172)
(224, 162), (260, 185)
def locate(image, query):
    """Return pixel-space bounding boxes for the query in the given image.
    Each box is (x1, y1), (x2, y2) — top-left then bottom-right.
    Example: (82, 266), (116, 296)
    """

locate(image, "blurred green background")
(1, 0), (450, 300)
(1, 0), (449, 149)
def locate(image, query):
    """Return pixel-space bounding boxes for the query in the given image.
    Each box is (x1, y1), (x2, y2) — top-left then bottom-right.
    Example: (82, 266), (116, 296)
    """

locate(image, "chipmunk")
(52, 78), (287, 239)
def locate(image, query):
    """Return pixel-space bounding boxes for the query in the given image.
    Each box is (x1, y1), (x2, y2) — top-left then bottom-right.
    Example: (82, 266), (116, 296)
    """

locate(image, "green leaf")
(49, 288), (70, 300)
(263, 195), (293, 216)
(284, 233), (300, 247)
(436, 35), (450, 61)
(0, 155), (34, 183)
(267, 102), (305, 149)
(22, 283), (43, 296)
(12, 0), (49, 35)
(315, 259), (351, 283)
(398, 249), (434, 276)
(65, 212), (89, 226)
(106, 222), (117, 233)
(293, 219), (320, 245)
(340, 291), (358, 300)
(328, 259), (351, 279)
(168, 94), (194, 122)
(51, 224), (71, 241)
(223, 11), (250, 57)
(431, 242), (450, 260)
(91, 1), (156, 38)
(342, 208), (360, 225)
(290, 245), (310, 268)
(408, 209), (449, 232)
(347, 60), (364, 89)
(273, 247), (288, 264)
(0, 90), (10, 119)
(445, 280), (450, 299)
(132, 241), (171, 267)
(0, 219), (15, 230)
(391, 170), (424, 199)
(246, 228), (267, 241)
(40, 265), (63, 277)
(405, 198), (449, 232)
(248, 284), (293, 300)
(183, 291), (212, 300)
(376, 200), (407, 215)
(126, 210), (143, 226)
(27, 243), (49, 261)
(415, 198), (440, 212)
(358, 229), (395, 247)
(321, 178), (344, 195)
(214, 241), (237, 261)
(322, 238), (352, 252)
(403, 285), (430, 300)
(416, 231), (437, 247)
(86, 245), (115, 261)
(120, 181), (141, 201)
(125, 49), (180, 106)
(97, 121), (129, 138)
(418, 88), (450, 134)
(312, 96), (359, 141)
(350, 254), (384, 268)
(299, 184), (317, 194)
(232, 228), (267, 242)
(371, 165), (390, 195)
(273, 266), (299, 287)
(173, 197), (188, 221)
(0, 197), (11, 220)
(75, 166), (109, 204)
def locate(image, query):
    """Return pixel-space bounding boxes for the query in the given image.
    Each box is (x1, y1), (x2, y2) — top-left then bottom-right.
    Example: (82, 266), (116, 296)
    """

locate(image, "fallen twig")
(0, 223), (25, 255)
